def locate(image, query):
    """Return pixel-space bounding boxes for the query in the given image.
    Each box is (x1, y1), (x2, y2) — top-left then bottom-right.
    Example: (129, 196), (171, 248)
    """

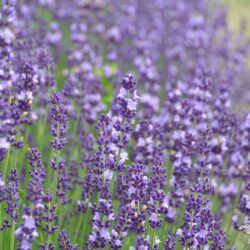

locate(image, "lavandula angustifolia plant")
(40, 190), (57, 250)
(4, 169), (19, 250)
(40, 92), (69, 248)
(1, 0), (250, 249)
(115, 163), (148, 245)
(26, 148), (46, 227)
(82, 114), (115, 249)
(109, 76), (144, 247)
(159, 67), (226, 248)
(49, 92), (68, 200)
(131, 118), (168, 248)
(0, 0), (16, 162)
(5, 169), (19, 222)
(79, 74), (139, 249)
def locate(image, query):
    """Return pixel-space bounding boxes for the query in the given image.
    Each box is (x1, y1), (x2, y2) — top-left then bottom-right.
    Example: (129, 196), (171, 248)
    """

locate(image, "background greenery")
(227, 0), (250, 34)
(226, 1), (250, 248)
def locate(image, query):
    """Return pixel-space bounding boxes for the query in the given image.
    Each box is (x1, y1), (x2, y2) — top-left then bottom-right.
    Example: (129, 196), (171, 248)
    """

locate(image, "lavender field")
(1, 0), (250, 249)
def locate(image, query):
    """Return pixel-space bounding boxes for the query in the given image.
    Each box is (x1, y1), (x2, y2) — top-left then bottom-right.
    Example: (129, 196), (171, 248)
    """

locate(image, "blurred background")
(225, 0), (250, 112)
(227, 0), (250, 34)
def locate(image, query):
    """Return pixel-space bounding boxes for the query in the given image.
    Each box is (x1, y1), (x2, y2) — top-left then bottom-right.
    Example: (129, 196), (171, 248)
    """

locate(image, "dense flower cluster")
(0, 0), (250, 249)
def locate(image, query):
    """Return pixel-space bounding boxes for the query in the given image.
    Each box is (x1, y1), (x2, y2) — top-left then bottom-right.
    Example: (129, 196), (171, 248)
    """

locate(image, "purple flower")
(0, 172), (5, 202)
(15, 206), (38, 250)
(0, 0), (250, 249)
(41, 190), (57, 249)
(5, 169), (19, 222)
(50, 93), (68, 151)
(131, 235), (150, 250)
(164, 235), (176, 250)
(39, 242), (55, 250)
(26, 148), (46, 226)
(58, 229), (77, 250)
(57, 159), (70, 204)
(121, 73), (136, 91)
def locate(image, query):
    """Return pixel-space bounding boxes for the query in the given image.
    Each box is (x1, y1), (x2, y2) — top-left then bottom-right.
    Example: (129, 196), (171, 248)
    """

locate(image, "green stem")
(226, 178), (244, 241)
(151, 229), (156, 248)
(52, 146), (60, 203)
(58, 205), (64, 231)
(0, 149), (11, 250)
(73, 212), (84, 243)
(10, 222), (15, 250)
(0, 214), (2, 250)
(51, 148), (60, 244)
(232, 231), (240, 247)
(3, 148), (11, 181)
(53, 120), (61, 203)
(48, 202), (52, 245)
(53, 165), (59, 203)
(80, 208), (91, 247)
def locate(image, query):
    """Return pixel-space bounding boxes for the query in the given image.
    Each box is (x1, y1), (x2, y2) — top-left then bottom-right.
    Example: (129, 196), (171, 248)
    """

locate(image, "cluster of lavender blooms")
(1, 0), (250, 249)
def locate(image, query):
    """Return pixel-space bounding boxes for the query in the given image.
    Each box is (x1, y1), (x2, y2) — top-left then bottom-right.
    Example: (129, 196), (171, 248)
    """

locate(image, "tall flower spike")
(0, 0), (16, 161)
(40, 190), (57, 249)
(83, 74), (139, 249)
(5, 169), (19, 222)
(27, 148), (46, 179)
(57, 159), (70, 204)
(110, 73), (139, 171)
(50, 93), (68, 151)
(49, 92), (69, 203)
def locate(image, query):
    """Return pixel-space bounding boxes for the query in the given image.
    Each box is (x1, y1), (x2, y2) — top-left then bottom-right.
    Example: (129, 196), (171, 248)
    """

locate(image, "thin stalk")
(73, 212), (84, 243)
(0, 208), (3, 250)
(0, 148), (11, 250)
(52, 121), (61, 203)
(233, 231), (240, 247)
(0, 225), (2, 250)
(184, 210), (194, 249)
(48, 202), (52, 245)
(58, 205), (64, 231)
(79, 208), (91, 247)
(53, 152), (60, 202)
(10, 149), (17, 250)
(3, 148), (11, 180)
(10, 222), (15, 250)
(151, 228), (156, 248)
(226, 178), (244, 240)
(20, 132), (29, 190)
(110, 131), (124, 198)
(51, 148), (60, 245)
(52, 161), (59, 203)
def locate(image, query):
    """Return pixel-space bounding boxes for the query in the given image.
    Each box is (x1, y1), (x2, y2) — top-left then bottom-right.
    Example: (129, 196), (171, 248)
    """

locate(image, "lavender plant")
(0, 0), (250, 249)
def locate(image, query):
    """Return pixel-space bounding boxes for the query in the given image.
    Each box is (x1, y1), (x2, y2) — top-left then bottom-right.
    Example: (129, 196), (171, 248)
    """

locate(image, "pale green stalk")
(0, 148), (11, 250)
(226, 178), (244, 241)
(10, 222), (15, 250)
